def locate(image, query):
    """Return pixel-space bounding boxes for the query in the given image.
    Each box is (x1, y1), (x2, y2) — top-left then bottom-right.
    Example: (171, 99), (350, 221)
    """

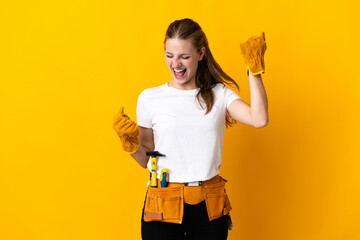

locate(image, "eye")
(166, 55), (173, 58)
(182, 56), (190, 59)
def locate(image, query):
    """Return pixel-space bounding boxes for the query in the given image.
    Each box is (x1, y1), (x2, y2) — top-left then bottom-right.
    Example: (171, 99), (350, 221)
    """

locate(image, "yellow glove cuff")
(127, 144), (139, 154)
(247, 65), (265, 76)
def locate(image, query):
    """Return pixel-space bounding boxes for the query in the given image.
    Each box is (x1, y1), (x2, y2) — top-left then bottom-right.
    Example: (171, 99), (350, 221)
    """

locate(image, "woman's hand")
(240, 32), (267, 76)
(112, 106), (139, 153)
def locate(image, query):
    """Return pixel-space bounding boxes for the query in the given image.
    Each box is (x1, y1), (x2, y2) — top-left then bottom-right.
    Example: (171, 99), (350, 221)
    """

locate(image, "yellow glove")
(112, 106), (139, 153)
(240, 32), (267, 76)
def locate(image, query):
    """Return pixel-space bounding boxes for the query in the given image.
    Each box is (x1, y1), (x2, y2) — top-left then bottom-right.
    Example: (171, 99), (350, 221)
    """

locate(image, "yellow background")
(1, 0), (359, 239)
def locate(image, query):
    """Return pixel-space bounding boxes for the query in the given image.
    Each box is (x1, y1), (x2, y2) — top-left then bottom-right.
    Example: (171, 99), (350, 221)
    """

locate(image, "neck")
(169, 79), (197, 90)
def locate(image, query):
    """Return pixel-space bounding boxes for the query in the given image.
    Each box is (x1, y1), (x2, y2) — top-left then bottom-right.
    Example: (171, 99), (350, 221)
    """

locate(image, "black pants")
(141, 197), (229, 240)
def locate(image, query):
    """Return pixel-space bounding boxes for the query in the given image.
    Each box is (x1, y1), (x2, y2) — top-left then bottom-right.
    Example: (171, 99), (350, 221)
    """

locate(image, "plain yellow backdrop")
(1, 0), (359, 239)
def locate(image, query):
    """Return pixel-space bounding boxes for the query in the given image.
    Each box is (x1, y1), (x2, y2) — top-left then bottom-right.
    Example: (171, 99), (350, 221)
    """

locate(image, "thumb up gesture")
(112, 106), (139, 153)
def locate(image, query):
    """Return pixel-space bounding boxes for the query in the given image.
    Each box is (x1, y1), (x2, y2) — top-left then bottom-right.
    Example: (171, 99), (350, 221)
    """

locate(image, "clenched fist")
(240, 32), (267, 76)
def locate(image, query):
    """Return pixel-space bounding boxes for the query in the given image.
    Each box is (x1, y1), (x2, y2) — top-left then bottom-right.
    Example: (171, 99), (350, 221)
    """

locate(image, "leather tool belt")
(143, 174), (232, 224)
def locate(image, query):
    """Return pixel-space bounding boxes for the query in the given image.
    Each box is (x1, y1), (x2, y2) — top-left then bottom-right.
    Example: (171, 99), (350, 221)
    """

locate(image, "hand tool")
(160, 168), (169, 188)
(146, 151), (166, 188)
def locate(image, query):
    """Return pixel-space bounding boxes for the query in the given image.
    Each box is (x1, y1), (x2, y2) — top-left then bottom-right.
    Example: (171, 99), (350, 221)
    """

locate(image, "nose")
(172, 58), (182, 68)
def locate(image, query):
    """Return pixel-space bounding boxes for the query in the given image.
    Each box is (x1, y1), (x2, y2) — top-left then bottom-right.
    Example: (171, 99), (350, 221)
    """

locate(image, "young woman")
(113, 18), (268, 240)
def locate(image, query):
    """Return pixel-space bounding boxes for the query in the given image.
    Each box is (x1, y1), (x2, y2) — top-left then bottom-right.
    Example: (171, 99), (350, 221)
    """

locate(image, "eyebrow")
(165, 52), (191, 56)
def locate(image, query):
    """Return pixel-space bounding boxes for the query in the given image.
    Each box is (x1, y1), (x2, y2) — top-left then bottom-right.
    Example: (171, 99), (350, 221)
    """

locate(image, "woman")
(113, 18), (268, 240)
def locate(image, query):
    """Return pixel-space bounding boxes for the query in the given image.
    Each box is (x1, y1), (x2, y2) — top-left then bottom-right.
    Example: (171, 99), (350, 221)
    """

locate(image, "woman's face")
(165, 38), (205, 90)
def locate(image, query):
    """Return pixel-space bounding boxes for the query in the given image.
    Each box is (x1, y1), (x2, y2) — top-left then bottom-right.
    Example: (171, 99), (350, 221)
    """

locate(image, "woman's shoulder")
(212, 82), (240, 99)
(212, 82), (227, 92)
(213, 82), (239, 91)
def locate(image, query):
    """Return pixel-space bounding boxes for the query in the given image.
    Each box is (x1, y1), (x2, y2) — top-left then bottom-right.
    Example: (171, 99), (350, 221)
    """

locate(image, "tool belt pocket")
(204, 177), (232, 221)
(143, 185), (184, 224)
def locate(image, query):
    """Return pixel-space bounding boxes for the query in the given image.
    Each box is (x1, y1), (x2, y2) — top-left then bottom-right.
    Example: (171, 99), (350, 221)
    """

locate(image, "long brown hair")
(164, 18), (240, 128)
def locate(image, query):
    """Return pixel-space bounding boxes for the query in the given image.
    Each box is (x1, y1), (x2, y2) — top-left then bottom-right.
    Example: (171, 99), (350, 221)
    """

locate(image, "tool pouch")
(142, 175), (232, 224)
(203, 177), (232, 221)
(143, 185), (184, 224)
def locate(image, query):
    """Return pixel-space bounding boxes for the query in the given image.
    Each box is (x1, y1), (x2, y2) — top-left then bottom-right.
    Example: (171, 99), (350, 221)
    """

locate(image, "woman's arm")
(227, 73), (269, 128)
(130, 126), (155, 168)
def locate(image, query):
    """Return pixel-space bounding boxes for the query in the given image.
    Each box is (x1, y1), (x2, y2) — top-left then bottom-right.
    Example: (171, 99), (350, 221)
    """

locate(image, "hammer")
(146, 151), (166, 188)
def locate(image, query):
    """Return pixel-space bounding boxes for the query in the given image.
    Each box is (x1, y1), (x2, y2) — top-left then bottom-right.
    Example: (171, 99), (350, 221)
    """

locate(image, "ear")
(199, 47), (206, 61)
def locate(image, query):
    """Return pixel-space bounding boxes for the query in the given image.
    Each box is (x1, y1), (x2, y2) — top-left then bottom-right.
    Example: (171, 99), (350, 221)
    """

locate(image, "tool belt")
(143, 175), (232, 224)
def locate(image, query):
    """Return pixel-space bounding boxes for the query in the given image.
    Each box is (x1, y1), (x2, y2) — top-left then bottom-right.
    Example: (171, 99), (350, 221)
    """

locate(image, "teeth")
(174, 69), (185, 72)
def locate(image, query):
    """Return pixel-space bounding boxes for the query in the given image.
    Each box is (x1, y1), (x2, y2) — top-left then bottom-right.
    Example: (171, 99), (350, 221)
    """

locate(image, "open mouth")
(173, 68), (187, 78)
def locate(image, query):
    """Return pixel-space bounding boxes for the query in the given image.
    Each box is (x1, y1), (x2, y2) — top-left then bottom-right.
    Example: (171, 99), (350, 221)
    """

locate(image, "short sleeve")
(136, 91), (152, 128)
(224, 86), (241, 109)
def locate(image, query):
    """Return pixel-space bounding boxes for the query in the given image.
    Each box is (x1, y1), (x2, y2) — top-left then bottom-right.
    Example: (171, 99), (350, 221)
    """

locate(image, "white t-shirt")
(136, 82), (241, 183)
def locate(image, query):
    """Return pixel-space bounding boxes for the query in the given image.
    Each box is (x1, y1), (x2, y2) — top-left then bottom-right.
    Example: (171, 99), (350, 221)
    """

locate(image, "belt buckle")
(185, 181), (202, 186)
